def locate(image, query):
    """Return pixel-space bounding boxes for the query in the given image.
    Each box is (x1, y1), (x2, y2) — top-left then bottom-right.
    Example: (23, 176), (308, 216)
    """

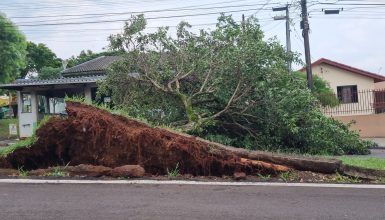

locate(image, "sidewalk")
(0, 139), (18, 147)
(363, 138), (385, 148)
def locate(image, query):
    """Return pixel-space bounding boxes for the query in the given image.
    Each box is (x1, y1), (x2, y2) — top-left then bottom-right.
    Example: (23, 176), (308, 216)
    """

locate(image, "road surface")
(0, 182), (385, 220)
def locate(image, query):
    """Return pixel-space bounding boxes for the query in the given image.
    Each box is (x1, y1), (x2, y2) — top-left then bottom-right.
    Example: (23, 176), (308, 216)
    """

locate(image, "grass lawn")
(337, 156), (385, 170)
(0, 118), (18, 140)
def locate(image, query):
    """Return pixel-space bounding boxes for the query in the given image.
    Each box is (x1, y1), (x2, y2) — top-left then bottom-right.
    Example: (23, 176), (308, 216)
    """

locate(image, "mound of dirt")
(0, 102), (290, 176)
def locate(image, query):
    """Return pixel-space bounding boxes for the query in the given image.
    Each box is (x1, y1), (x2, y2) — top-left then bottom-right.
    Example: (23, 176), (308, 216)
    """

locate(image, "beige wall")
(309, 64), (376, 116)
(334, 113), (385, 138)
(375, 81), (385, 90)
(312, 64), (375, 92)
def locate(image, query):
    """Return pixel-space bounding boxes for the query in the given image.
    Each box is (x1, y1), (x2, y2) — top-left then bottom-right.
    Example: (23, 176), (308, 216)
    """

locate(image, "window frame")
(337, 85), (358, 104)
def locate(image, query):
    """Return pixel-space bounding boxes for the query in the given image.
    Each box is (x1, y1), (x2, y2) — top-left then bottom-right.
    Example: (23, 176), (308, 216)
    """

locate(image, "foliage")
(292, 71), (339, 107)
(38, 66), (63, 79)
(21, 41), (62, 79)
(0, 14), (27, 83)
(100, 14), (371, 156)
(0, 116), (51, 157)
(166, 163), (180, 178)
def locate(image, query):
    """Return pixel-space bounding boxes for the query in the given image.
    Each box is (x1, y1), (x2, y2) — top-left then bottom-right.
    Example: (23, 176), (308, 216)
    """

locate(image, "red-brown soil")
(0, 102), (278, 176)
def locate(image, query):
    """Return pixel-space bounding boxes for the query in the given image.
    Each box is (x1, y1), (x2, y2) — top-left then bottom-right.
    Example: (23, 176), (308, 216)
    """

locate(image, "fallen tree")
(0, 102), (346, 177)
(100, 14), (371, 155)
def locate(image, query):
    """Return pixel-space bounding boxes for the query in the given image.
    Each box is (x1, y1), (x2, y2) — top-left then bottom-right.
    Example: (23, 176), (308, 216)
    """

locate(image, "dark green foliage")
(0, 14), (27, 83)
(21, 42), (62, 79)
(100, 14), (371, 156)
(293, 71), (339, 107)
(38, 66), (63, 79)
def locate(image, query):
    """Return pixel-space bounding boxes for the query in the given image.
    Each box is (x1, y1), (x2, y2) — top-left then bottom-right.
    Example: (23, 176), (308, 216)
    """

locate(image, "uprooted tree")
(99, 14), (371, 155)
(0, 102), (339, 175)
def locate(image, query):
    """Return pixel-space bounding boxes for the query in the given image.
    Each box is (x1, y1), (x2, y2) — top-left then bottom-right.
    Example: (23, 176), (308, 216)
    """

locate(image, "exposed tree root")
(0, 102), (339, 176)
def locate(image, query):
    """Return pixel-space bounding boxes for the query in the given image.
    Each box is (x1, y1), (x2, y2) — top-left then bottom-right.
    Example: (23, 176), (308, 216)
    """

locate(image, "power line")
(14, 8), (273, 27)
(9, 2), (280, 20)
(12, 3), (281, 24)
(0, 0), (199, 10)
(318, 2), (385, 6)
(22, 17), (278, 41)
(22, 17), (275, 33)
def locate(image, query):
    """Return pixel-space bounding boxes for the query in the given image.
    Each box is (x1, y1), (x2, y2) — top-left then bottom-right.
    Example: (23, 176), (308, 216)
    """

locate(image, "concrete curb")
(0, 179), (385, 189)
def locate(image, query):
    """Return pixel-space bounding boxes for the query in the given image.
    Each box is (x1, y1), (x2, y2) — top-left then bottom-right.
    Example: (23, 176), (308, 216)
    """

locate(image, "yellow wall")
(334, 114), (385, 138)
(309, 64), (375, 116)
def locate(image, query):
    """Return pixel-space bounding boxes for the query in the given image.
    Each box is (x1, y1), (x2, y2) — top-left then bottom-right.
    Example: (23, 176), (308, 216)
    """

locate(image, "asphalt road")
(0, 183), (385, 220)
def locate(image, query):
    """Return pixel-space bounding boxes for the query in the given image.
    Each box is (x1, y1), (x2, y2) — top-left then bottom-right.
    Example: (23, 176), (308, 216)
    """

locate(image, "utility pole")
(300, 0), (314, 91)
(285, 6), (292, 72)
(273, 5), (292, 72)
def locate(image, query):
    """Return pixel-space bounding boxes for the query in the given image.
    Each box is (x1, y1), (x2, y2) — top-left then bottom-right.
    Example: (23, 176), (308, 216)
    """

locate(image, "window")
(21, 93), (32, 113)
(38, 95), (47, 114)
(337, 85), (358, 103)
(49, 97), (66, 114)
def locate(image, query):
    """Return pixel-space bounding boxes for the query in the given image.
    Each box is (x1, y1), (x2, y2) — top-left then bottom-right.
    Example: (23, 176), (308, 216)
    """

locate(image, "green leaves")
(100, 14), (370, 156)
(21, 41), (62, 78)
(0, 14), (27, 83)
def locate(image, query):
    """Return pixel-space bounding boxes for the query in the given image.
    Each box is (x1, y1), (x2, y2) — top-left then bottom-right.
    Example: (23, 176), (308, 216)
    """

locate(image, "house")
(299, 58), (385, 116)
(299, 58), (385, 141)
(0, 56), (119, 138)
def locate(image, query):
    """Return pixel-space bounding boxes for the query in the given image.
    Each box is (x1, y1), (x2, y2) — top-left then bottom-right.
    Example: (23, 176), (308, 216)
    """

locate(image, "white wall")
(18, 91), (38, 138)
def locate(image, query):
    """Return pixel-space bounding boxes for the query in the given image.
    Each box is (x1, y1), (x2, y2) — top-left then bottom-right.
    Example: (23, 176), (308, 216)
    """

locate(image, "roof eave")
(298, 58), (385, 82)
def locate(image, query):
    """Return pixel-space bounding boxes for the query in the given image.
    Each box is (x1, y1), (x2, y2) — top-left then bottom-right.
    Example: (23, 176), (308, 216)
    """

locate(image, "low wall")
(333, 113), (385, 138)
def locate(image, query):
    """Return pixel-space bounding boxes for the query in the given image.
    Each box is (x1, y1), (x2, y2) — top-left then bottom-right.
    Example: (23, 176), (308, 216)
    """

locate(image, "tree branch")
(210, 74), (242, 119)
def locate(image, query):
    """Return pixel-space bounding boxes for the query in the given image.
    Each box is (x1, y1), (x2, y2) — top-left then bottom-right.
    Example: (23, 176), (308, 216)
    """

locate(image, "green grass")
(166, 163), (180, 178)
(0, 116), (50, 158)
(0, 137), (36, 157)
(257, 173), (272, 181)
(337, 156), (385, 170)
(17, 166), (29, 177)
(279, 171), (300, 182)
(332, 172), (362, 183)
(0, 118), (18, 140)
(45, 164), (70, 177)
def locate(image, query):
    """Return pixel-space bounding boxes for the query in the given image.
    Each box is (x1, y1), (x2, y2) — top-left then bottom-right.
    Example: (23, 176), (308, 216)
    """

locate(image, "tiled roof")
(299, 58), (385, 82)
(62, 56), (120, 76)
(0, 75), (106, 89)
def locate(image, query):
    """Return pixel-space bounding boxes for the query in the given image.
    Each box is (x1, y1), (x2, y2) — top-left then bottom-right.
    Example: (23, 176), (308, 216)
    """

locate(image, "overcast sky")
(0, 0), (384, 74)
